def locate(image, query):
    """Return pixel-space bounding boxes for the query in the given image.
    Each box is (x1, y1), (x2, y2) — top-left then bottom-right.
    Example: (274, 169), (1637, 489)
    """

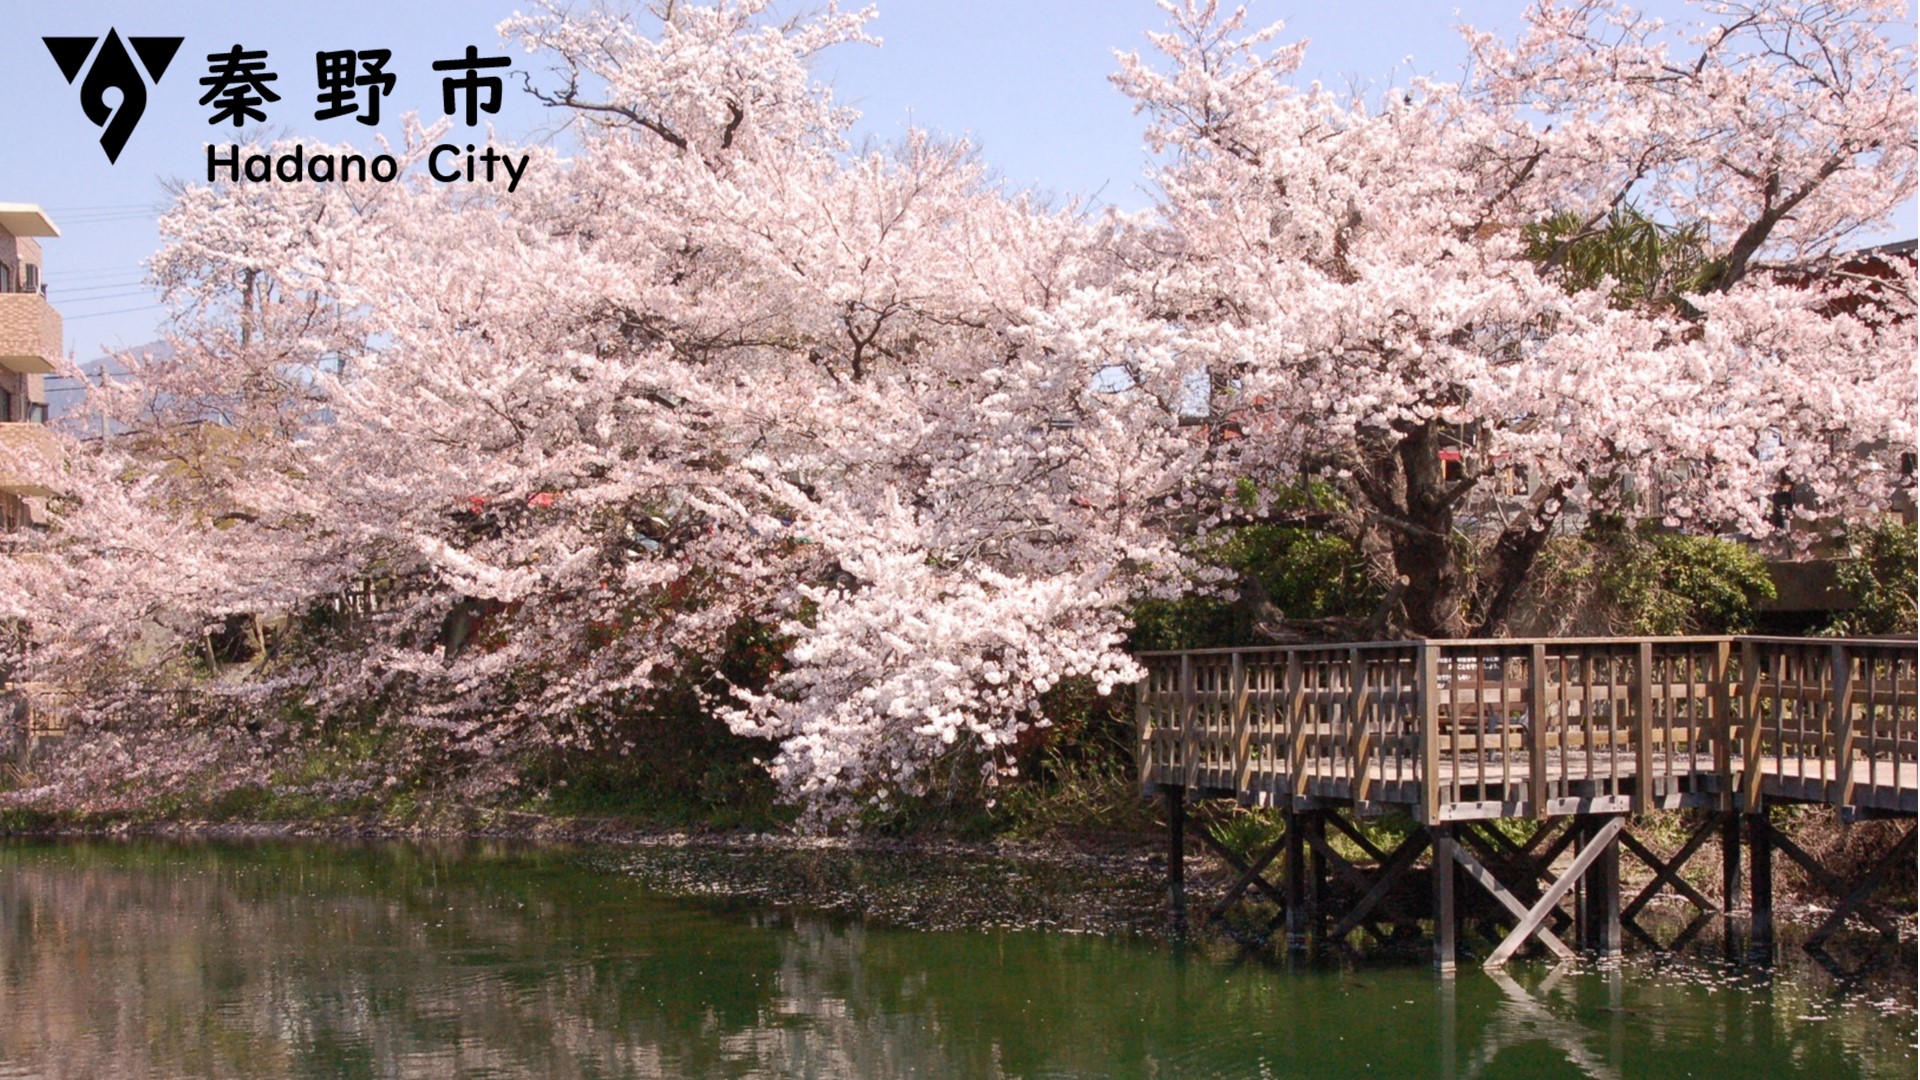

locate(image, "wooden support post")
(1635, 643), (1655, 814)
(1528, 644), (1549, 818)
(1826, 643), (1857, 808)
(1739, 643), (1769, 813)
(1417, 642), (1440, 824)
(1721, 811), (1742, 915)
(1307, 811), (1328, 943)
(1230, 652), (1252, 796)
(1166, 784), (1187, 932)
(1286, 652), (1309, 802)
(1710, 640), (1732, 811)
(1179, 655), (1198, 791)
(1135, 669), (1154, 796)
(1432, 825), (1456, 975)
(1348, 648), (1373, 803)
(1579, 814), (1622, 958)
(1748, 809), (1773, 956)
(1284, 806), (1307, 951)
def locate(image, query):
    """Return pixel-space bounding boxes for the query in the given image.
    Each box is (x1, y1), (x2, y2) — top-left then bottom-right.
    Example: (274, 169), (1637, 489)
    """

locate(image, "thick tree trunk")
(1394, 523), (1463, 638)
(1469, 482), (1568, 637)
(1352, 422), (1468, 640)
(1397, 423), (1468, 638)
(1346, 423), (1562, 640)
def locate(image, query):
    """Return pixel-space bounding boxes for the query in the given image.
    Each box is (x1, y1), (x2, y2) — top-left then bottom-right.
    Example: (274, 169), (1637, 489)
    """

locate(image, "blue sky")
(1, 1), (1549, 366)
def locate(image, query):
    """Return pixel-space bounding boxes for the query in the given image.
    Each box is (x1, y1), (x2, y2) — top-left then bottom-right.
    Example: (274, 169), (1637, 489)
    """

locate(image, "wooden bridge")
(1135, 635), (1917, 971)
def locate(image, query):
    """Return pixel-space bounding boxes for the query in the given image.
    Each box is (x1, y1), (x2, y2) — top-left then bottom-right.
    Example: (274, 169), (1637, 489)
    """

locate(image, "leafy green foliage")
(1826, 520), (1918, 636)
(1587, 526), (1777, 634)
(1131, 483), (1377, 651)
(1205, 808), (1285, 861)
(1128, 593), (1252, 653)
(522, 619), (790, 828)
(1524, 206), (1723, 312)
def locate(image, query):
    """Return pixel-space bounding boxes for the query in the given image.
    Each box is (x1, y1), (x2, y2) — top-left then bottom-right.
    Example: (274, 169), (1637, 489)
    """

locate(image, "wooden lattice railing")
(1135, 636), (1917, 821)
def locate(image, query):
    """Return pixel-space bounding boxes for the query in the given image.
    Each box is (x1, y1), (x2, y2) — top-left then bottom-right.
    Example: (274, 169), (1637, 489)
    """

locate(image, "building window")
(0, 387), (14, 423)
(25, 402), (46, 424)
(0, 264), (10, 293)
(22, 264), (36, 293)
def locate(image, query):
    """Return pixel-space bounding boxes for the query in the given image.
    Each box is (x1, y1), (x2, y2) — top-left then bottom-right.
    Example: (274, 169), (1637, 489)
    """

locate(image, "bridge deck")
(1138, 636), (1918, 821)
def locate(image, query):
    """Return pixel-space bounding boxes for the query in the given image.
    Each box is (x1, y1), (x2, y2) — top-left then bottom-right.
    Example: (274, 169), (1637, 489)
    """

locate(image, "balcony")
(0, 421), (64, 496)
(0, 292), (61, 375)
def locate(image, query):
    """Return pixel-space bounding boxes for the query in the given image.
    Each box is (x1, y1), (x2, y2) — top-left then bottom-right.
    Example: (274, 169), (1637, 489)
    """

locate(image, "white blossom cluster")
(0, 0), (1909, 818)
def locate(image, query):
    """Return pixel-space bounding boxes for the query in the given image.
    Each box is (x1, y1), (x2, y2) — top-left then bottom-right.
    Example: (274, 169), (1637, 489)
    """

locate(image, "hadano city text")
(207, 143), (531, 192)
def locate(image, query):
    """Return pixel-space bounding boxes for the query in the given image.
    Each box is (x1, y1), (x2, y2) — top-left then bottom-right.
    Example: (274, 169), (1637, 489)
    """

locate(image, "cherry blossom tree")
(7, 0), (1912, 820)
(1113, 0), (1917, 638)
(8, 0), (1205, 818)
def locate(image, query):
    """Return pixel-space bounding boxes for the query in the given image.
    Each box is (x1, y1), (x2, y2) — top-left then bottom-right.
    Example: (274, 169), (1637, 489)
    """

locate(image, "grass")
(1200, 806), (1430, 867)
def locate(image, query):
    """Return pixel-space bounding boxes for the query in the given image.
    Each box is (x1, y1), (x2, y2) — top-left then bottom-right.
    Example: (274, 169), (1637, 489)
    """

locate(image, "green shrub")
(1601, 530), (1776, 634)
(1550, 525), (1776, 635)
(1130, 482), (1377, 652)
(1826, 520), (1918, 636)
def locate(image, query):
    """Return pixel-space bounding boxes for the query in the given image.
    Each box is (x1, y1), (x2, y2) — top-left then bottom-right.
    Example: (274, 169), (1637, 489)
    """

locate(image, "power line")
(55, 280), (155, 295)
(56, 270), (145, 284)
(51, 271), (146, 285)
(54, 283), (153, 299)
(42, 202), (162, 212)
(57, 214), (161, 226)
(58, 291), (158, 306)
(64, 304), (164, 321)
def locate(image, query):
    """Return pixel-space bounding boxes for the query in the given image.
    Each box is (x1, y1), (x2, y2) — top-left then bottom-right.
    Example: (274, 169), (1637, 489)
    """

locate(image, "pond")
(0, 840), (1911, 1079)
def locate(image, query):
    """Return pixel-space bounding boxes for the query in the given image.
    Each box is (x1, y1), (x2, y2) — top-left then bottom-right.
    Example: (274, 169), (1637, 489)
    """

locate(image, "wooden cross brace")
(1758, 820), (1917, 949)
(1619, 815), (1723, 931)
(1476, 818), (1583, 884)
(1455, 815), (1626, 967)
(1184, 815), (1291, 924)
(1323, 828), (1430, 944)
(1295, 820), (1432, 943)
(1455, 822), (1575, 937)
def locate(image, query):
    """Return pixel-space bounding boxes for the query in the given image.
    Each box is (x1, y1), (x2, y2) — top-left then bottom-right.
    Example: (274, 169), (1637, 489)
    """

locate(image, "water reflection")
(1458, 967), (1626, 1080)
(0, 841), (1910, 1079)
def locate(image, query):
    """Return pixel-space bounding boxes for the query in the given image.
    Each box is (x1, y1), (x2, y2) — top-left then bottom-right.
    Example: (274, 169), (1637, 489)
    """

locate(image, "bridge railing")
(1136, 635), (1917, 821)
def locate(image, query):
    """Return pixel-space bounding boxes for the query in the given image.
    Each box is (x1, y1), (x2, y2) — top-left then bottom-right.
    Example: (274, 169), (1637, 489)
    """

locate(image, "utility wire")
(65, 304), (164, 321)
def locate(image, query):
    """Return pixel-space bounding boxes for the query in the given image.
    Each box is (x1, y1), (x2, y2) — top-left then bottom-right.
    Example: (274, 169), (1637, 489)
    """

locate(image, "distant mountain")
(46, 341), (171, 436)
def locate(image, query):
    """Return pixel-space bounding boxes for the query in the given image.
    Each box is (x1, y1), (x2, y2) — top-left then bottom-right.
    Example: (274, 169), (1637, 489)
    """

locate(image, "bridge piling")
(1748, 810), (1774, 957)
(1283, 807), (1307, 950)
(1164, 783), (1186, 934)
(1433, 825), (1457, 974)
(1577, 814), (1623, 958)
(1721, 811), (1742, 915)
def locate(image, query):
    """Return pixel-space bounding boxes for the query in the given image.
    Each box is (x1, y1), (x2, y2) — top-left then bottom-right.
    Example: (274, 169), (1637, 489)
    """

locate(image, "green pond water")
(0, 840), (1911, 1079)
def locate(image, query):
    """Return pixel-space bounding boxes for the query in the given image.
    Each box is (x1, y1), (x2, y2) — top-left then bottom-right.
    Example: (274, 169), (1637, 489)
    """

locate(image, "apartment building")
(0, 203), (62, 530)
